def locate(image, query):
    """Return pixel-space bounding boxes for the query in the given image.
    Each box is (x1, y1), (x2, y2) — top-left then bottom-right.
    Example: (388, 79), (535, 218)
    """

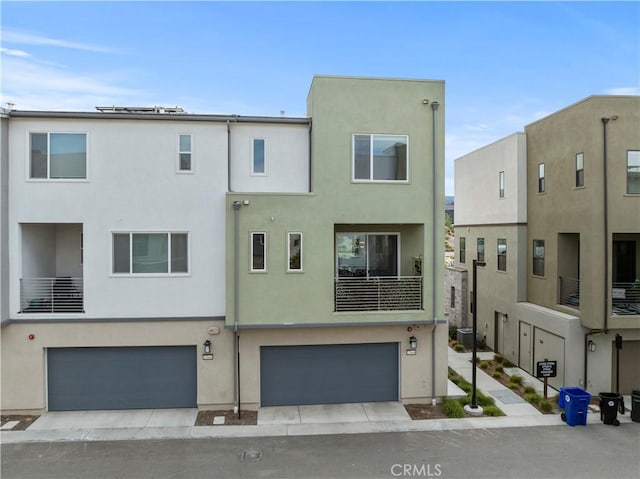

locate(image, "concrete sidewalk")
(2, 347), (635, 444)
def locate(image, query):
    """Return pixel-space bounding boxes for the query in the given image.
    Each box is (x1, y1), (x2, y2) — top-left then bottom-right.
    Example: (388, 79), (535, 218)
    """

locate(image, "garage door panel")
(260, 343), (398, 407)
(47, 346), (197, 411)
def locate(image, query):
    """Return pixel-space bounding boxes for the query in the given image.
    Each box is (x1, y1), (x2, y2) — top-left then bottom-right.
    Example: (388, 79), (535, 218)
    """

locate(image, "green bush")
(508, 374), (523, 385)
(483, 405), (504, 416)
(492, 371), (502, 379)
(450, 340), (458, 347)
(448, 324), (458, 341)
(443, 398), (465, 418)
(540, 400), (554, 413)
(523, 386), (536, 394)
(457, 396), (470, 407)
(477, 392), (495, 407)
(503, 359), (515, 367)
(479, 361), (489, 369)
(454, 344), (465, 352)
(495, 365), (504, 373)
(508, 383), (520, 390)
(475, 356), (481, 363)
(523, 393), (542, 406)
(494, 354), (504, 363)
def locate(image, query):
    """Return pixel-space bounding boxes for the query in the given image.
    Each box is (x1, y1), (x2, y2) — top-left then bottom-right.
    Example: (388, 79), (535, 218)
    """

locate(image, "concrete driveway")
(27, 408), (198, 430)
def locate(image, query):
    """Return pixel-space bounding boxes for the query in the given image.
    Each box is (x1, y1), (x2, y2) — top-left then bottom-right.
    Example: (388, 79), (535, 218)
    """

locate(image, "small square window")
(30, 132), (87, 179)
(353, 134), (408, 182)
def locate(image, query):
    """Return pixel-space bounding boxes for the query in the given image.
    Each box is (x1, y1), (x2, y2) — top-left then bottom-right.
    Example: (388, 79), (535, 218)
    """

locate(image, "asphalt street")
(2, 425), (639, 479)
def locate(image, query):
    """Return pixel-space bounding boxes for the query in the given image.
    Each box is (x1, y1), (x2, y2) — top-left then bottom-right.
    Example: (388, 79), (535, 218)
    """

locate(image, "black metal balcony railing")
(558, 276), (580, 308)
(20, 277), (84, 313)
(612, 282), (640, 315)
(335, 276), (423, 312)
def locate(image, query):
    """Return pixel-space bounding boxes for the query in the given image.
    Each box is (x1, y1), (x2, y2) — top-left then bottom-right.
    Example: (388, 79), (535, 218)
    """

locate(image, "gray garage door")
(260, 343), (399, 407)
(47, 346), (197, 411)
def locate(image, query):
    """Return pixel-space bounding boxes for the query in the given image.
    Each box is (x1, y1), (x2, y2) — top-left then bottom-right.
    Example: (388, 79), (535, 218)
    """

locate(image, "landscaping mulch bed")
(195, 410), (257, 426)
(404, 403), (449, 420)
(1, 415), (39, 431)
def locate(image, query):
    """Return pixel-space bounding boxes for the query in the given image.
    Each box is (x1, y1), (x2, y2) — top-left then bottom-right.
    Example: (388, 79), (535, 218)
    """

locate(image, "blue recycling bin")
(558, 387), (591, 426)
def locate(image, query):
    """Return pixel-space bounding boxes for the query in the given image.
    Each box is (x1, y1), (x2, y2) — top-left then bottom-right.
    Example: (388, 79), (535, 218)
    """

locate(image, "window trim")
(250, 231), (267, 272)
(477, 238), (485, 264)
(627, 150), (640, 195)
(532, 239), (545, 277)
(538, 163), (545, 193)
(352, 133), (409, 183)
(177, 133), (193, 173)
(459, 237), (466, 264)
(499, 171), (505, 198)
(575, 152), (584, 188)
(336, 231), (402, 279)
(28, 131), (89, 181)
(287, 231), (304, 273)
(110, 231), (190, 276)
(252, 138), (266, 176)
(497, 238), (507, 272)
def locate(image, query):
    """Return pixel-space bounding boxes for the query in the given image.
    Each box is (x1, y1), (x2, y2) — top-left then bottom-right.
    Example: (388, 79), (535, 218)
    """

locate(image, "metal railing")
(20, 277), (84, 313)
(612, 281), (640, 315)
(335, 276), (422, 312)
(558, 276), (580, 308)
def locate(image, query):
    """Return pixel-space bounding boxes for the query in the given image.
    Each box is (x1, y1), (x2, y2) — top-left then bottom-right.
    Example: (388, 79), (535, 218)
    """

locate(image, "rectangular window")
(499, 171), (505, 198)
(288, 232), (303, 272)
(533, 240), (545, 277)
(459, 237), (466, 264)
(178, 134), (192, 171)
(477, 238), (485, 263)
(497, 238), (507, 272)
(353, 134), (408, 182)
(575, 153), (584, 187)
(30, 132), (87, 179)
(253, 139), (265, 175)
(112, 232), (188, 274)
(538, 163), (545, 193)
(336, 233), (399, 278)
(627, 150), (640, 194)
(450, 286), (456, 308)
(251, 232), (266, 272)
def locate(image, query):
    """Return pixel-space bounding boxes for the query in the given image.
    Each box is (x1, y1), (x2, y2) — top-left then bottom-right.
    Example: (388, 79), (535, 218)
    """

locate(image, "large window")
(533, 240), (545, 277)
(353, 134), (408, 182)
(497, 238), (507, 272)
(113, 232), (188, 274)
(336, 233), (399, 277)
(30, 132), (87, 179)
(477, 238), (485, 263)
(178, 134), (192, 171)
(499, 171), (505, 198)
(288, 232), (303, 272)
(538, 163), (545, 193)
(251, 232), (267, 272)
(628, 151), (640, 194)
(459, 237), (466, 264)
(575, 153), (584, 187)
(253, 139), (265, 175)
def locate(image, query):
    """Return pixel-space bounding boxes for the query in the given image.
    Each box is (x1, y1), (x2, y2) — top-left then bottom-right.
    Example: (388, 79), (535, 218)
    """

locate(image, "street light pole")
(466, 259), (485, 414)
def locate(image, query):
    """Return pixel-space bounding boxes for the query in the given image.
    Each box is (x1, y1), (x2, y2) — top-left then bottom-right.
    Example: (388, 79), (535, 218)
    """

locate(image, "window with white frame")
(627, 150), (640, 194)
(30, 132), (87, 179)
(353, 134), (408, 182)
(533, 239), (545, 277)
(178, 134), (192, 171)
(251, 232), (267, 272)
(575, 153), (584, 187)
(252, 138), (265, 175)
(112, 232), (188, 274)
(287, 232), (303, 272)
(499, 171), (505, 198)
(538, 163), (545, 193)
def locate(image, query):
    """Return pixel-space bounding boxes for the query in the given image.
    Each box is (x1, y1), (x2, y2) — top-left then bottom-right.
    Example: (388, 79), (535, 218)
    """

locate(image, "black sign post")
(536, 359), (557, 400)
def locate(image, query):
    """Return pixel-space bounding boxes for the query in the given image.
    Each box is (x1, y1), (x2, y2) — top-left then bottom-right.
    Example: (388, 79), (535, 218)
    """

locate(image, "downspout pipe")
(227, 120), (232, 192)
(601, 117), (615, 333)
(232, 201), (242, 415)
(431, 101), (440, 406)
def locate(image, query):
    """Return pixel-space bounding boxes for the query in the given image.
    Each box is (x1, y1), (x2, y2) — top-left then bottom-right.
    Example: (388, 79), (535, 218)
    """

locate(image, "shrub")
(523, 386), (536, 394)
(448, 324), (458, 341)
(457, 396), (470, 407)
(494, 354), (504, 363)
(508, 383), (520, 390)
(454, 344), (465, 353)
(475, 356), (481, 363)
(492, 371), (502, 379)
(523, 393), (542, 406)
(551, 393), (559, 404)
(450, 340), (458, 347)
(443, 398), (465, 418)
(477, 338), (487, 349)
(477, 392), (496, 407)
(540, 400), (554, 413)
(480, 361), (489, 369)
(508, 374), (524, 385)
(495, 365), (504, 373)
(483, 405), (504, 417)
(503, 359), (515, 367)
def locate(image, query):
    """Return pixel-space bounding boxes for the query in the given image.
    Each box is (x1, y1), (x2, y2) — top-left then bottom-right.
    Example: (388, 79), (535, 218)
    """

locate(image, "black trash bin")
(599, 392), (624, 426)
(632, 389), (640, 423)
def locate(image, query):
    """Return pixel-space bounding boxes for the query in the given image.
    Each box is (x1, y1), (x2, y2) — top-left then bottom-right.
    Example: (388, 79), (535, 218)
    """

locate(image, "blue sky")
(2, 1), (639, 194)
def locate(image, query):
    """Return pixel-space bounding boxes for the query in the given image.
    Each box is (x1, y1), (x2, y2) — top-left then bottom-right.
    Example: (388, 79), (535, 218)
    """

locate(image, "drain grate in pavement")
(489, 389), (525, 404)
(240, 449), (263, 462)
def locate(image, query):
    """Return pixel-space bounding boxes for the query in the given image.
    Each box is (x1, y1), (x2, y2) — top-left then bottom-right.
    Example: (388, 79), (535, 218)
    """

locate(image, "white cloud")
(604, 87), (640, 96)
(3, 30), (113, 53)
(0, 47), (30, 57)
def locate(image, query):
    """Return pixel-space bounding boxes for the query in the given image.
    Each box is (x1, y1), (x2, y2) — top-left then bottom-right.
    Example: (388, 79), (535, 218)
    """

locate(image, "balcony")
(612, 282), (640, 315)
(558, 276), (580, 309)
(20, 277), (84, 313)
(335, 276), (423, 312)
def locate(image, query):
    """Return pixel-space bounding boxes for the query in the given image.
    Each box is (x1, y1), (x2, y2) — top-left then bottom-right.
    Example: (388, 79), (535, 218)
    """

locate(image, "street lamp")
(465, 259), (485, 416)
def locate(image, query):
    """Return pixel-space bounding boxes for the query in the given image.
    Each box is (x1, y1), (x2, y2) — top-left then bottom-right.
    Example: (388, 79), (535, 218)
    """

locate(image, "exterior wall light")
(203, 340), (212, 354)
(588, 340), (596, 352)
(409, 336), (417, 350)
